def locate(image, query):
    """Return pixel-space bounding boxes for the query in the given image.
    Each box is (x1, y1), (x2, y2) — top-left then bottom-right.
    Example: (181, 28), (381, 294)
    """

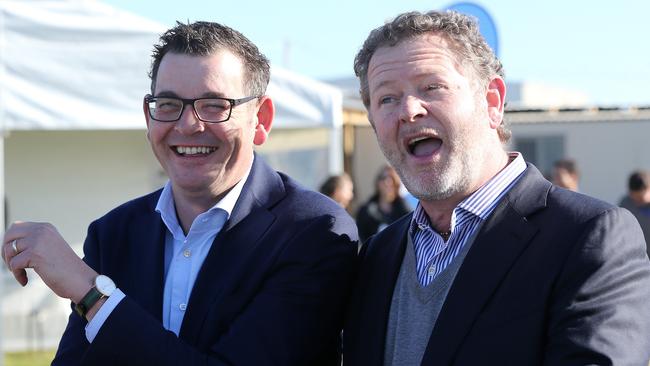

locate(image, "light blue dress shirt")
(85, 162), (251, 341)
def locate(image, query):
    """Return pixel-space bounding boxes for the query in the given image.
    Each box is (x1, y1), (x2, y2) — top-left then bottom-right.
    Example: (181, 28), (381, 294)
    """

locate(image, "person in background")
(343, 10), (650, 366)
(319, 173), (355, 210)
(356, 165), (411, 242)
(2, 21), (357, 365)
(620, 170), (650, 250)
(552, 158), (580, 191)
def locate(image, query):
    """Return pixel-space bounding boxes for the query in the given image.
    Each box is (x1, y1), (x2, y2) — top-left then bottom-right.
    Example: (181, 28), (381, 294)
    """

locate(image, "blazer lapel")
(348, 215), (411, 366)
(123, 191), (166, 322)
(179, 155), (283, 342)
(421, 164), (550, 365)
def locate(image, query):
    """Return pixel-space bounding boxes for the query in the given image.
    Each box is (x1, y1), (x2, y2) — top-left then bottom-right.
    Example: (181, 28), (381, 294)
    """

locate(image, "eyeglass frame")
(144, 94), (259, 123)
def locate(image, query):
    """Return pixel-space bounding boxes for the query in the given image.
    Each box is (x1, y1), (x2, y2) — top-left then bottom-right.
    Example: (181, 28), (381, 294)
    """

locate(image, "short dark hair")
(149, 21), (270, 97)
(354, 10), (510, 142)
(628, 170), (650, 192)
(319, 174), (352, 198)
(374, 165), (401, 198)
(554, 159), (579, 176)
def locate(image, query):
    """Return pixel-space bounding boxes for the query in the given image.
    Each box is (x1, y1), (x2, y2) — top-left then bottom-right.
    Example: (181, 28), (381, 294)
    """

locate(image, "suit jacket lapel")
(125, 191), (166, 322)
(179, 155), (283, 342)
(421, 164), (550, 365)
(349, 215), (411, 366)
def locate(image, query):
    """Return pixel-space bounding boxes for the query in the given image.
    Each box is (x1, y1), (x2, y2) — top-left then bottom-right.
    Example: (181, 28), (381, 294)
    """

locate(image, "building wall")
(509, 119), (650, 204)
(4, 130), (162, 250)
(348, 115), (650, 208)
(256, 127), (331, 190)
(352, 125), (387, 210)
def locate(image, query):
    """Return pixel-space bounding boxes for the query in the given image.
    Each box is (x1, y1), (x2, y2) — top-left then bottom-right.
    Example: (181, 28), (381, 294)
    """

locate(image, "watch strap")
(75, 286), (104, 318)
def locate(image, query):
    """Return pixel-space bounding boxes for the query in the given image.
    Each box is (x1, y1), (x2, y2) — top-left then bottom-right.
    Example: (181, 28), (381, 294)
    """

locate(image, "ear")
(253, 96), (274, 146)
(485, 76), (506, 129)
(143, 95), (152, 140)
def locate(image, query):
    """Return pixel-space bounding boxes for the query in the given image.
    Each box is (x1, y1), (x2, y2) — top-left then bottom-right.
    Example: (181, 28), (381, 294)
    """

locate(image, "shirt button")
(183, 249), (191, 258)
(428, 265), (436, 276)
(179, 303), (187, 311)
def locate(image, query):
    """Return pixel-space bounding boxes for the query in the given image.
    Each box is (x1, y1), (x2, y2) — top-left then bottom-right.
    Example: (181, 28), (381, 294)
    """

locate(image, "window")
(513, 135), (565, 177)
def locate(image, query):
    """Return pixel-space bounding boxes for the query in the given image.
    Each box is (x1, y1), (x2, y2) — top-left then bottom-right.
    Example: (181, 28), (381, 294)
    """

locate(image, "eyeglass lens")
(149, 97), (232, 122)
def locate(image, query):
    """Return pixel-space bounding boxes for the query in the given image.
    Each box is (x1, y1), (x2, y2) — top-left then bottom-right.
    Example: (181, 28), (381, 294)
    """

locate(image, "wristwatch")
(75, 275), (116, 319)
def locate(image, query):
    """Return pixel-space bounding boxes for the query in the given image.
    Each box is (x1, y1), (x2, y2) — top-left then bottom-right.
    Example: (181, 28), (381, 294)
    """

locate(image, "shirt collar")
(410, 152), (526, 234)
(155, 156), (254, 239)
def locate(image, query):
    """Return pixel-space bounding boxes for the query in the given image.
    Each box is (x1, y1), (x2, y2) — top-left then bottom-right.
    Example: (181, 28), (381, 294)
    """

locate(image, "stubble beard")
(378, 128), (482, 203)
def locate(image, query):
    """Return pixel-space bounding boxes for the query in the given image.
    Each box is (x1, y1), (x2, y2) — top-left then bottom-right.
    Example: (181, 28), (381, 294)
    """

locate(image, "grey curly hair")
(354, 10), (510, 142)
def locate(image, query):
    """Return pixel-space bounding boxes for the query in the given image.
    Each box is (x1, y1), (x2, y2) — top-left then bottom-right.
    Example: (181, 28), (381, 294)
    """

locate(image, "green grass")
(5, 350), (56, 366)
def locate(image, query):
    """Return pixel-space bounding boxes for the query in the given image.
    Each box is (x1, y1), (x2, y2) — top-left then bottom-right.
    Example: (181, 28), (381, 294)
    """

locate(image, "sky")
(102, 0), (650, 107)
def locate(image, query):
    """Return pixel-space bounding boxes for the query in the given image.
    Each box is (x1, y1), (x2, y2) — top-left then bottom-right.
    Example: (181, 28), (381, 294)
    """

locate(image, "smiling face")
(367, 33), (506, 204)
(145, 51), (272, 203)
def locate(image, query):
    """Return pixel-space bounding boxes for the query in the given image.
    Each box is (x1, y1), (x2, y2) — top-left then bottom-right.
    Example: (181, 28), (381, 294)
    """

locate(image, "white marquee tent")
(0, 0), (343, 356)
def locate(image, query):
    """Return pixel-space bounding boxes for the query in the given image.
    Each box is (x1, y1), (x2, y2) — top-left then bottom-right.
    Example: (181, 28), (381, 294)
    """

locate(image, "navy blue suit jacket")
(53, 156), (358, 365)
(344, 164), (650, 365)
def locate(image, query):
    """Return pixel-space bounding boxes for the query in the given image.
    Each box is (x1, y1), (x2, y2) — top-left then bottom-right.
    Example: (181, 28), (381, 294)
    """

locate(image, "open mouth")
(173, 146), (217, 156)
(407, 136), (442, 157)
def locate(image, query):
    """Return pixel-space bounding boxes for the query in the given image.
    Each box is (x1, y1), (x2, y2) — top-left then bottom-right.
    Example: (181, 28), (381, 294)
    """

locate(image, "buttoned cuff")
(84, 288), (126, 343)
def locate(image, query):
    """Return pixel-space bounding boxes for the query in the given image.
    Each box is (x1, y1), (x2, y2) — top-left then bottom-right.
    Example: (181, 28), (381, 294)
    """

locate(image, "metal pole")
(328, 90), (344, 175)
(0, 4), (7, 365)
(0, 137), (5, 366)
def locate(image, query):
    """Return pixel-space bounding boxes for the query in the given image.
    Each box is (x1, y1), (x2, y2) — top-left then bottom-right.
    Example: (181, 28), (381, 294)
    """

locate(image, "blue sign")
(446, 2), (499, 57)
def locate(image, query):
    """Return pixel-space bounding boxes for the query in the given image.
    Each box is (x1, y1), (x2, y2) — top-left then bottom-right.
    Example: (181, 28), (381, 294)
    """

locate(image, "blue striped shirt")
(411, 153), (526, 287)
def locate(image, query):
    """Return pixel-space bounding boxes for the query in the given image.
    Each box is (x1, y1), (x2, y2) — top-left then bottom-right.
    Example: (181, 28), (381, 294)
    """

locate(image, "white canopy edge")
(0, 0), (342, 131)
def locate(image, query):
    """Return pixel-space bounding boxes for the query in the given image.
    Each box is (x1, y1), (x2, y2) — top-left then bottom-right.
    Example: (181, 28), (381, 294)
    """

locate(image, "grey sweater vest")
(383, 230), (478, 366)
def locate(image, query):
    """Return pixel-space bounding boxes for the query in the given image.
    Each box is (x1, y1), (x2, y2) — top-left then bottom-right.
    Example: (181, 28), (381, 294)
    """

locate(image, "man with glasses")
(2, 21), (357, 365)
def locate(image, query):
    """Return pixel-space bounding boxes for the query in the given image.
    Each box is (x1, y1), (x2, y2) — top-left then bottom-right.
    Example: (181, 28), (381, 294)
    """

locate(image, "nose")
(174, 104), (205, 135)
(399, 95), (427, 123)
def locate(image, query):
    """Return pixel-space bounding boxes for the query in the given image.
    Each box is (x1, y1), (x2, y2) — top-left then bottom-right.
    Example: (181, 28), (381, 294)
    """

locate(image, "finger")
(2, 237), (15, 264)
(2, 221), (26, 262)
(2, 239), (18, 267)
(1, 241), (7, 263)
(12, 268), (28, 287)
(8, 251), (30, 287)
(3, 221), (30, 243)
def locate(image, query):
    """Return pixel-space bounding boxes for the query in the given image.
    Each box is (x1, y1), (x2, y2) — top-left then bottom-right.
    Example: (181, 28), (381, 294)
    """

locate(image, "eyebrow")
(371, 71), (447, 92)
(374, 80), (393, 89)
(153, 91), (229, 98)
(370, 79), (396, 93)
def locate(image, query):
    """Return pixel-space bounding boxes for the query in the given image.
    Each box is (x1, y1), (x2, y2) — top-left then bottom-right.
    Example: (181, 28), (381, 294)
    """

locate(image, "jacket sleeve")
(78, 213), (358, 366)
(51, 220), (102, 366)
(543, 207), (650, 365)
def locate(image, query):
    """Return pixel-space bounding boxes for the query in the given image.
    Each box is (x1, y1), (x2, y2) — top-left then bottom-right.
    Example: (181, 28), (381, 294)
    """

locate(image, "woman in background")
(319, 173), (354, 211)
(356, 165), (411, 242)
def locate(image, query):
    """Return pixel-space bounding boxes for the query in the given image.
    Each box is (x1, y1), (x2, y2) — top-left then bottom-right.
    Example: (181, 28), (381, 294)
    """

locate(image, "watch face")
(95, 275), (116, 297)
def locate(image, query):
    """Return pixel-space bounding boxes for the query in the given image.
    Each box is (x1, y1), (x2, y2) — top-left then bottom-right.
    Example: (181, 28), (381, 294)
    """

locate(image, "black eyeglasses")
(144, 95), (259, 123)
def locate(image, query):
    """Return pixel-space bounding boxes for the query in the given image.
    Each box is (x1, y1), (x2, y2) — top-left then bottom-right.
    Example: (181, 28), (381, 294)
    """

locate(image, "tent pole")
(0, 5), (6, 365)
(328, 92), (344, 175)
(0, 137), (5, 366)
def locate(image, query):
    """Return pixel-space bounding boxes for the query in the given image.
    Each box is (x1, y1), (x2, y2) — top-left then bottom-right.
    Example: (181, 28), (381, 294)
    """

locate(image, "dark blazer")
(53, 156), (358, 366)
(344, 164), (650, 366)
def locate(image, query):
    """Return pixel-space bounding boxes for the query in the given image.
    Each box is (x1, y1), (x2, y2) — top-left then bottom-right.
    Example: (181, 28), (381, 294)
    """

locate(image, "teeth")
(409, 136), (430, 145)
(175, 146), (216, 155)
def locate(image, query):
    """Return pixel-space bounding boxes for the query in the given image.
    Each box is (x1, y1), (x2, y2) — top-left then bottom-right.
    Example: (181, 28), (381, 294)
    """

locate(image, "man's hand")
(2, 221), (97, 303)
